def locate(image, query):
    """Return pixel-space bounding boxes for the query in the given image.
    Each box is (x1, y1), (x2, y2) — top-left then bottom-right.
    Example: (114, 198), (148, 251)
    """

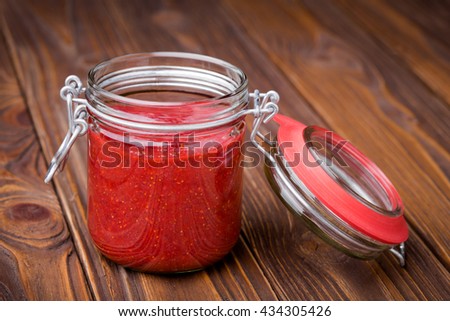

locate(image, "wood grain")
(1, 0), (449, 300)
(335, 0), (450, 177)
(336, 0), (450, 107)
(384, 0), (450, 49)
(0, 32), (91, 299)
(292, 0), (450, 265)
(1, 0), (278, 300)
(223, 0), (450, 299)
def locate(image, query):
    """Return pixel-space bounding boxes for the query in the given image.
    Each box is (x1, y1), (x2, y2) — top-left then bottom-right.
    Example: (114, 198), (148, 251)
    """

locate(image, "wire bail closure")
(248, 89), (280, 164)
(44, 75), (88, 183)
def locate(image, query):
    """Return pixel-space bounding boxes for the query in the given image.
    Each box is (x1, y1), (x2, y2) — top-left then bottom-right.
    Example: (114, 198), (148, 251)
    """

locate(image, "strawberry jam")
(87, 122), (245, 273)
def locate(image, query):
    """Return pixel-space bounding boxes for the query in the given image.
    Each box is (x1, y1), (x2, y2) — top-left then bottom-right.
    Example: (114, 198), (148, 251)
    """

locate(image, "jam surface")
(87, 124), (244, 273)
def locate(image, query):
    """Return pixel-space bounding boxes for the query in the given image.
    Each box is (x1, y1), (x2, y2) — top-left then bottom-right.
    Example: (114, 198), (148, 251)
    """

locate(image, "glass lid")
(268, 114), (408, 245)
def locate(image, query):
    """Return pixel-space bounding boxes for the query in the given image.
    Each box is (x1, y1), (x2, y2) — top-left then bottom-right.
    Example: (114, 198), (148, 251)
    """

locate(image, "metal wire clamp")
(248, 89), (280, 164)
(44, 76), (88, 183)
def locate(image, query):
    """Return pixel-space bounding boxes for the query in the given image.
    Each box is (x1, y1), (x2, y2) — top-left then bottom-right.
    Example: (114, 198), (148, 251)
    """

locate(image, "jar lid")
(270, 114), (408, 245)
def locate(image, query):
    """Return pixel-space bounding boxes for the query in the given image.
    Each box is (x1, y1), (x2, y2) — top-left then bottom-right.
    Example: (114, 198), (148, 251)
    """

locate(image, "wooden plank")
(2, 0), (279, 300)
(336, 0), (450, 106)
(102, 0), (326, 125)
(0, 32), (91, 299)
(384, 0), (450, 49)
(2, 0), (129, 300)
(334, 0), (450, 177)
(288, 0), (450, 263)
(4, 0), (449, 300)
(223, 0), (450, 299)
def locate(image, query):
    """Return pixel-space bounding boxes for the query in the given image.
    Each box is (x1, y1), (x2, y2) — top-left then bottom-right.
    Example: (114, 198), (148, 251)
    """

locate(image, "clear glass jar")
(85, 53), (247, 273)
(46, 52), (408, 273)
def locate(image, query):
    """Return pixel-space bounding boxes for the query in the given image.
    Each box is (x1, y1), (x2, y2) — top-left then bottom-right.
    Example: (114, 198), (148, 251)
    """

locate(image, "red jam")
(87, 121), (245, 273)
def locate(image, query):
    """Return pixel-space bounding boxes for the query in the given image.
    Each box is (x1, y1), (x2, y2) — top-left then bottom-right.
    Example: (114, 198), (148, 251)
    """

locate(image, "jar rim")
(304, 125), (402, 217)
(86, 52), (248, 107)
(84, 52), (250, 132)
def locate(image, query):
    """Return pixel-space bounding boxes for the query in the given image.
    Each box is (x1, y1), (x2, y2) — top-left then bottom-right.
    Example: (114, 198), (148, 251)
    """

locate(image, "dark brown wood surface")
(0, 0), (449, 300)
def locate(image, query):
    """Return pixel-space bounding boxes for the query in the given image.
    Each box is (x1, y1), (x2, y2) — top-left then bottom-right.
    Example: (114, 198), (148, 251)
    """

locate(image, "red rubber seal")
(274, 114), (408, 244)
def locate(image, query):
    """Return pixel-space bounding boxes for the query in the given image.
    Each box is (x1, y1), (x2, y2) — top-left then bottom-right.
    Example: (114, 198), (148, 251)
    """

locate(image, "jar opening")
(85, 52), (248, 131)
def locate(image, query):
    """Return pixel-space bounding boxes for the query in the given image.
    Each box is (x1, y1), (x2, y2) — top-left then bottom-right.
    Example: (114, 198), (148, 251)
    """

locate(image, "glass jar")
(45, 52), (408, 273)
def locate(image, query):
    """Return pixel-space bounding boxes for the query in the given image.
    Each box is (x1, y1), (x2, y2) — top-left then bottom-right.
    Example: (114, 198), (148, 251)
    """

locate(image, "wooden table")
(0, 0), (449, 300)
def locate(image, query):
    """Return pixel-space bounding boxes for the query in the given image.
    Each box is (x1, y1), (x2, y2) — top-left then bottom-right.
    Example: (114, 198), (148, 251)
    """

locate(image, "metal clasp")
(389, 242), (406, 267)
(44, 75), (88, 183)
(248, 90), (280, 164)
